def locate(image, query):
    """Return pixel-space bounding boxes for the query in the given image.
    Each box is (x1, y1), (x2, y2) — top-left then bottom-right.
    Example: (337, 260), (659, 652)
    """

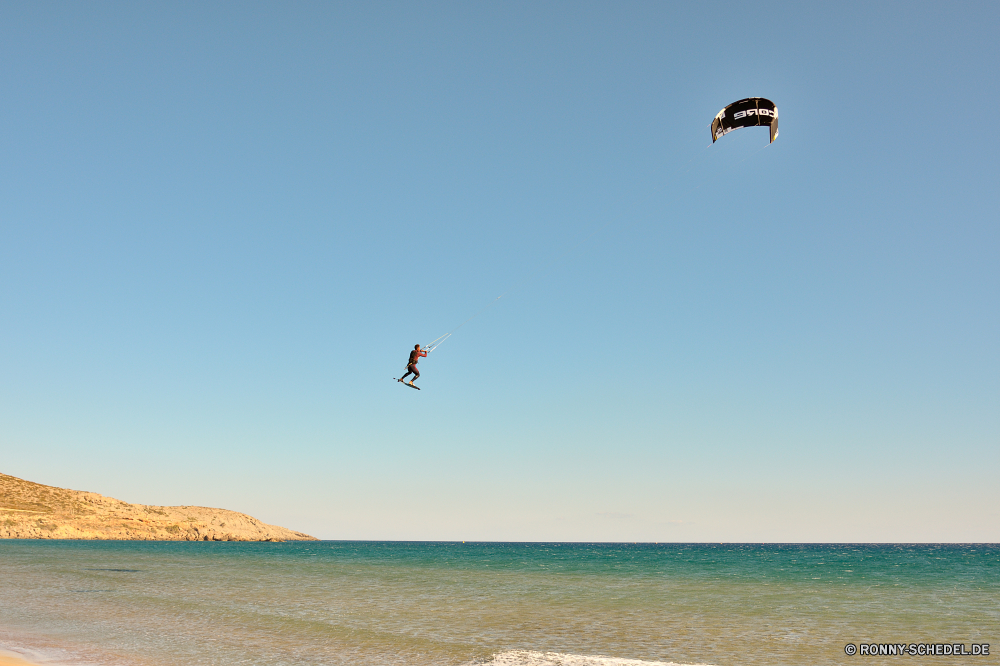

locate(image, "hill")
(0, 473), (316, 541)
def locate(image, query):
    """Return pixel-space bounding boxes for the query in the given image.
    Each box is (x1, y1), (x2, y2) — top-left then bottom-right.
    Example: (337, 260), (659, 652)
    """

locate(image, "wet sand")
(0, 651), (40, 666)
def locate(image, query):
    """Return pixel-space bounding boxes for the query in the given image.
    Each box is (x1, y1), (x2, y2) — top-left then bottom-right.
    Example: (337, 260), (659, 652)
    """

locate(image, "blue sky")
(2, 1), (997, 541)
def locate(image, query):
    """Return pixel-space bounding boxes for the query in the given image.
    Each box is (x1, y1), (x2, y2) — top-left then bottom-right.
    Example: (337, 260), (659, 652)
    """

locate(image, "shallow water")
(0, 542), (997, 666)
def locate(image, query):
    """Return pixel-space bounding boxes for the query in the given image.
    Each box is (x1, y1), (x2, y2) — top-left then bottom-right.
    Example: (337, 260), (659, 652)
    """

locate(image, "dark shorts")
(406, 363), (419, 375)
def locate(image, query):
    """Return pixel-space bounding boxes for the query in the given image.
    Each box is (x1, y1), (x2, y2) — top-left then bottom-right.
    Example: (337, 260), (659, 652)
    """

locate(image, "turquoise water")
(0, 542), (997, 666)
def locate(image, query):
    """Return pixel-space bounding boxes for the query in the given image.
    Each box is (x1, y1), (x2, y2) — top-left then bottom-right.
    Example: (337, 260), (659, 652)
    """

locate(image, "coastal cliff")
(0, 473), (316, 541)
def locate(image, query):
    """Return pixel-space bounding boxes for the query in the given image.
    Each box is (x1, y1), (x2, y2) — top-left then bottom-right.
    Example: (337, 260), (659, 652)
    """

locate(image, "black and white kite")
(711, 97), (778, 143)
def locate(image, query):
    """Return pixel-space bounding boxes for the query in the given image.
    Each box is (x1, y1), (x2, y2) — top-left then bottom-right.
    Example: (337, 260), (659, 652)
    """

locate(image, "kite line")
(424, 96), (778, 355)
(422, 216), (616, 354)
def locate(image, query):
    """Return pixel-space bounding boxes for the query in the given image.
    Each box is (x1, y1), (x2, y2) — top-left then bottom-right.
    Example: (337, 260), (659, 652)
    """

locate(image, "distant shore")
(1, 473), (316, 542)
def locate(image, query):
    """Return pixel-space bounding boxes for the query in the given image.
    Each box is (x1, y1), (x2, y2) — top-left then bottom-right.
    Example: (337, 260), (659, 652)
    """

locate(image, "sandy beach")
(0, 650), (40, 666)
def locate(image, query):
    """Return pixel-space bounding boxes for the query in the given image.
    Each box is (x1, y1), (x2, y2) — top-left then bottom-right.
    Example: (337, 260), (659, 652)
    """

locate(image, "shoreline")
(0, 651), (42, 666)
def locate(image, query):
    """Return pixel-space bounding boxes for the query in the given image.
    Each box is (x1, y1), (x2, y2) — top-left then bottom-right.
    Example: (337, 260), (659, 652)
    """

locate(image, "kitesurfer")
(399, 344), (427, 386)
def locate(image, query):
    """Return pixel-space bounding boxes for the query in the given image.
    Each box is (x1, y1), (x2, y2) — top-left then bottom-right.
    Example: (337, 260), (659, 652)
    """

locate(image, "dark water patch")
(83, 568), (141, 572)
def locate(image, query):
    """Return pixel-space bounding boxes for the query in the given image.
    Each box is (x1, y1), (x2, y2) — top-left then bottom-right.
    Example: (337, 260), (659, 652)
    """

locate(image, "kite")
(711, 98), (778, 143)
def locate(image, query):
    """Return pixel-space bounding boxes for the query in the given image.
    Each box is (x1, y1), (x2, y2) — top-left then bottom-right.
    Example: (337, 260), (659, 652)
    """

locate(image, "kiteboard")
(395, 379), (420, 390)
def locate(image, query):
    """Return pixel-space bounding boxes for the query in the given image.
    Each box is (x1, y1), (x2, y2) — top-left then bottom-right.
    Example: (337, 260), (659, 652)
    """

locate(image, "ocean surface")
(0, 542), (997, 666)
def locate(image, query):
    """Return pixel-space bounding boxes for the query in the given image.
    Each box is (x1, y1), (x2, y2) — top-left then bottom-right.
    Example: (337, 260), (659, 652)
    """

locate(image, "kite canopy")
(711, 97), (778, 143)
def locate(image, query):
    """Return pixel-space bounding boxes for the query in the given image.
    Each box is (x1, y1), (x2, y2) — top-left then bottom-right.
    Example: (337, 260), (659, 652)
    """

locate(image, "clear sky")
(2, 1), (997, 542)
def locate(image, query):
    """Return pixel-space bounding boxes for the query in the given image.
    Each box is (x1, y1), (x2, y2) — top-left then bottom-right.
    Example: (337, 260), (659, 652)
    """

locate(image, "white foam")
(473, 651), (717, 666)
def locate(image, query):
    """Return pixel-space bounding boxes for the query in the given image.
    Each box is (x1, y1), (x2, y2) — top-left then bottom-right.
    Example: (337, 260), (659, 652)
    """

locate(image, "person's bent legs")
(400, 364), (419, 382)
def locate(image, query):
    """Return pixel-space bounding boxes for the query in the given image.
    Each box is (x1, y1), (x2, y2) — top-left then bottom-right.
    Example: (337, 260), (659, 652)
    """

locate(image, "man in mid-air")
(399, 344), (427, 386)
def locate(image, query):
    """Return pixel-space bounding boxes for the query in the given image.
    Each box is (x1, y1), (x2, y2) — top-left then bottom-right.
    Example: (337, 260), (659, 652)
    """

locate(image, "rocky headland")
(0, 472), (316, 541)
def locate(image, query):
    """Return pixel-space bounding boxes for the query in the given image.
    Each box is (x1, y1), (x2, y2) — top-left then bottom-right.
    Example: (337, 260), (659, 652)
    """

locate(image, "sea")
(0, 542), (996, 666)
